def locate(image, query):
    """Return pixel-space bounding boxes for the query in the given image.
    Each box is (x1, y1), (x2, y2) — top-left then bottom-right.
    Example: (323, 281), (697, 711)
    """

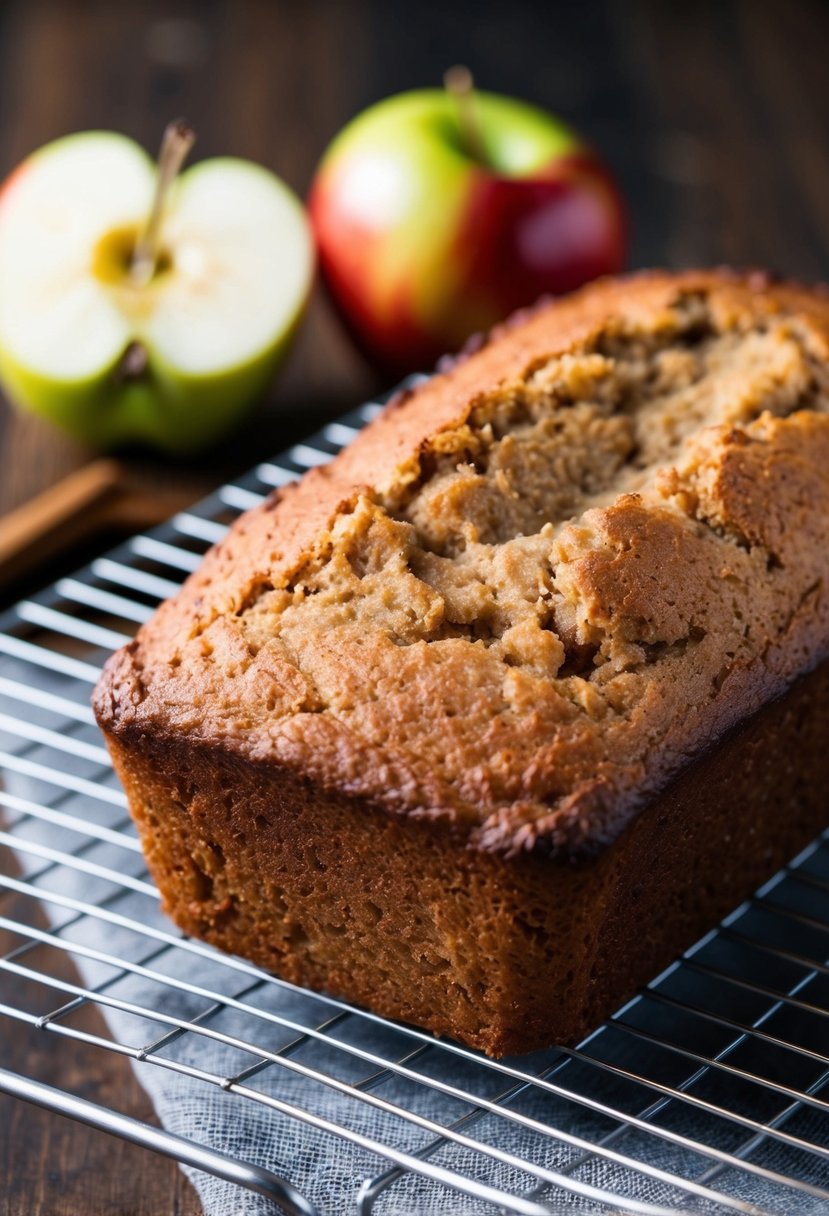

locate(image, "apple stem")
(131, 119), (196, 287)
(443, 65), (488, 166)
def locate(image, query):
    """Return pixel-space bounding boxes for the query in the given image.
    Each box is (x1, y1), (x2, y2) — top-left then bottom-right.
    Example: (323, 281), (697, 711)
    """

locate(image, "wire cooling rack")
(1, 380), (828, 1216)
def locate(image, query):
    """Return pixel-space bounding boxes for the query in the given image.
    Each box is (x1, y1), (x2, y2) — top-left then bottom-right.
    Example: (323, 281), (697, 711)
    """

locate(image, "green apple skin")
(0, 135), (314, 454)
(310, 89), (626, 375)
(0, 303), (305, 455)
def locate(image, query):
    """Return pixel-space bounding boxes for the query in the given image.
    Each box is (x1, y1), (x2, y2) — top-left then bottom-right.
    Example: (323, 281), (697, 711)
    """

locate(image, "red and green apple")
(0, 128), (314, 453)
(310, 76), (626, 375)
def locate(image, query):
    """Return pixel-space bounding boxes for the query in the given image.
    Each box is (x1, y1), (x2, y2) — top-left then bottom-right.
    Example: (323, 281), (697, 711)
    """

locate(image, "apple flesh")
(0, 132), (314, 453)
(310, 88), (626, 376)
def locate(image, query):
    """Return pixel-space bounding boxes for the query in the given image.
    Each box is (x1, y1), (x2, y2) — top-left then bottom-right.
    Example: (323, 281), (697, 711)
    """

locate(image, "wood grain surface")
(1, 0), (829, 1212)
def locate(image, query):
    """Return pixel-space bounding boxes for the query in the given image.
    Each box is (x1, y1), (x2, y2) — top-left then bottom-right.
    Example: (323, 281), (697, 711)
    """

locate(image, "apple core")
(92, 225), (173, 286)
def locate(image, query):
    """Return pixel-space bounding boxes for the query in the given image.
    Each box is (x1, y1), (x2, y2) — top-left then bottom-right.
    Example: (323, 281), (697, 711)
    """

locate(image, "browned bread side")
(104, 657), (829, 1056)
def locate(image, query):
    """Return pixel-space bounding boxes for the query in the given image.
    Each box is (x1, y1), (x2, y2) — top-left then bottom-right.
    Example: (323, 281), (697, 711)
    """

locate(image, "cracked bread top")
(94, 270), (829, 858)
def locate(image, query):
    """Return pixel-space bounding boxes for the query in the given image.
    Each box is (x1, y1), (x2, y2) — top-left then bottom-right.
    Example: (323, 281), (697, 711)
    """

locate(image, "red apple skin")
(309, 98), (627, 377)
(458, 156), (626, 321)
(309, 178), (440, 375)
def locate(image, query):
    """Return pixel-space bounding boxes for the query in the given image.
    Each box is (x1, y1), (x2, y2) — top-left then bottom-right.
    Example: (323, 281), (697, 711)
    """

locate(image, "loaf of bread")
(94, 270), (829, 1056)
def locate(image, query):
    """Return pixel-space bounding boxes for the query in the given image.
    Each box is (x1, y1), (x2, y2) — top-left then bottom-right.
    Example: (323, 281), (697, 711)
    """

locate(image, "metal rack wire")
(0, 380), (828, 1215)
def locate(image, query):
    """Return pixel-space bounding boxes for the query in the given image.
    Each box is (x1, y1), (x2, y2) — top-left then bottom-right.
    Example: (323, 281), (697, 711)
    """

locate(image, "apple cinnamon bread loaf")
(94, 270), (829, 1056)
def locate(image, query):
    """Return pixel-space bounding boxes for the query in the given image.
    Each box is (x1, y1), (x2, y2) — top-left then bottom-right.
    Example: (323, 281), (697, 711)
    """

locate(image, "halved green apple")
(0, 131), (314, 453)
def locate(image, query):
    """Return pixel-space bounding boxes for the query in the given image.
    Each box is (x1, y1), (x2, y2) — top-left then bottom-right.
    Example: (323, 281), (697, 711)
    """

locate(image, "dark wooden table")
(2, 0), (829, 1212)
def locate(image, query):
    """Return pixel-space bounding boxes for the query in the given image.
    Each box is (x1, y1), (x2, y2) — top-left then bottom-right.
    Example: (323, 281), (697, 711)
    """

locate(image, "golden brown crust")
(94, 269), (829, 858)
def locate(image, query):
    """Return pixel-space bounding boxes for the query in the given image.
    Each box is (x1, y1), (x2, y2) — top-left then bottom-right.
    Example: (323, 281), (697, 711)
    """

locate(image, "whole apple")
(310, 81), (626, 376)
(0, 128), (314, 454)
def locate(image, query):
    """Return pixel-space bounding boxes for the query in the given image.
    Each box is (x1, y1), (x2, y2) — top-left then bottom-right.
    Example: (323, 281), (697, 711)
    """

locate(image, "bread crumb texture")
(95, 272), (829, 857)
